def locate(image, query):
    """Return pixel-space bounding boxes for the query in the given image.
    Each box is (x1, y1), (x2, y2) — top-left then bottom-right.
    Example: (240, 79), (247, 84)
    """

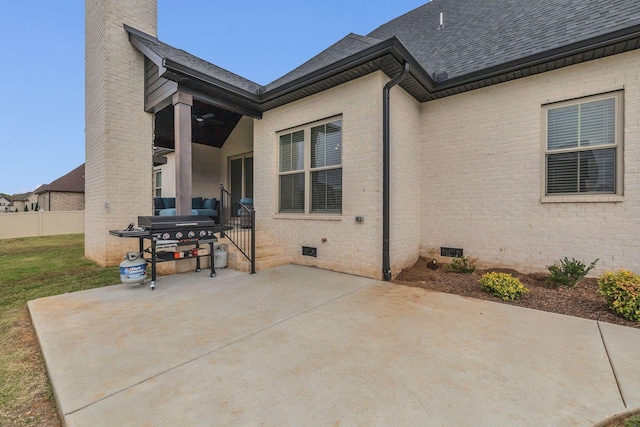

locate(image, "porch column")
(173, 92), (193, 215)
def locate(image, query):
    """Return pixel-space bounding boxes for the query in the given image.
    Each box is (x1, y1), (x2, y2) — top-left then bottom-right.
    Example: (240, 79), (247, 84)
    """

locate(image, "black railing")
(220, 185), (255, 274)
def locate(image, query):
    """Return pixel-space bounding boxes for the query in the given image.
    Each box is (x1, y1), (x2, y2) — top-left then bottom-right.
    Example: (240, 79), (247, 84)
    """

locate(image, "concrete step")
(215, 229), (284, 273)
(225, 250), (288, 273)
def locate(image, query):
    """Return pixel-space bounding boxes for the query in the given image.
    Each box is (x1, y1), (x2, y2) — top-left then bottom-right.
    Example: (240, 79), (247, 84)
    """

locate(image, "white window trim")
(540, 91), (624, 202)
(154, 169), (162, 198)
(276, 116), (343, 216)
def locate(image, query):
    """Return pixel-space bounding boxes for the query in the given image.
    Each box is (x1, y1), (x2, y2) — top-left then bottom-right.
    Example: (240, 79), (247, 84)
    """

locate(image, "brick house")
(0, 194), (12, 212)
(9, 192), (38, 212)
(36, 164), (85, 211)
(85, 0), (640, 279)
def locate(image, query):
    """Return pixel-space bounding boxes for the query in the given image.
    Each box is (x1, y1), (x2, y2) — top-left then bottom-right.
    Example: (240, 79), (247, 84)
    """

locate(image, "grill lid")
(138, 215), (216, 230)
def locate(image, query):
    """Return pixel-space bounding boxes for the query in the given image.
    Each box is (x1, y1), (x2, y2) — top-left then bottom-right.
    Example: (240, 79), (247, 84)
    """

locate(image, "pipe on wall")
(382, 62), (410, 281)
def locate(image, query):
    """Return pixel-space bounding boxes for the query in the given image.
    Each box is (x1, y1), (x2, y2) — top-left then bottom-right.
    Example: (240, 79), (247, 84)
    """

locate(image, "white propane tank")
(120, 252), (147, 285)
(214, 245), (227, 269)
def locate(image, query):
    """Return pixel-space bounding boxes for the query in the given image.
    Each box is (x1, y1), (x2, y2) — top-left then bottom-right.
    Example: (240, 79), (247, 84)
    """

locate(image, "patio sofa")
(154, 197), (218, 221)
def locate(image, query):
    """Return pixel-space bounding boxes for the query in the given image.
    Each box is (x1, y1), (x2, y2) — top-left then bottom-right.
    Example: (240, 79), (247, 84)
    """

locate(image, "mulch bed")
(393, 257), (639, 329)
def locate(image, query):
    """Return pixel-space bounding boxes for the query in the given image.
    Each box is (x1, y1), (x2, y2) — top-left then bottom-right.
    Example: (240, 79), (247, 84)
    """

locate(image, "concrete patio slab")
(599, 322), (640, 409)
(29, 265), (640, 426)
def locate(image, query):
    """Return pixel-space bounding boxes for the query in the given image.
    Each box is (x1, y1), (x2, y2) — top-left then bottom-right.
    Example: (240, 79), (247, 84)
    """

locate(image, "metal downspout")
(382, 62), (410, 281)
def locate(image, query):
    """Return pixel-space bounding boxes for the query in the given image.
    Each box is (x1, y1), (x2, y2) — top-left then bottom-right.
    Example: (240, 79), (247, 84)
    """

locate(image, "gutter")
(382, 61), (409, 281)
(259, 37), (433, 103)
(434, 23), (640, 93)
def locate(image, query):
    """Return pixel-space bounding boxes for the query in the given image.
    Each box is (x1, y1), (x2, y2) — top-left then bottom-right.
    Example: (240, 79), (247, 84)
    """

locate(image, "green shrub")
(480, 272), (528, 301)
(547, 257), (598, 288)
(445, 256), (477, 274)
(598, 270), (640, 322)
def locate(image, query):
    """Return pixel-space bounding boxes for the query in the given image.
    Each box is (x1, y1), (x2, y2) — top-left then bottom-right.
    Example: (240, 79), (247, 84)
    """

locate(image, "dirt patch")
(394, 257), (639, 329)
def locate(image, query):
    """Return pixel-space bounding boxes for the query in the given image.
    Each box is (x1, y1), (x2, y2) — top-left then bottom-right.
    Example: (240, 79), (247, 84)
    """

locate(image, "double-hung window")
(543, 92), (623, 197)
(279, 118), (342, 214)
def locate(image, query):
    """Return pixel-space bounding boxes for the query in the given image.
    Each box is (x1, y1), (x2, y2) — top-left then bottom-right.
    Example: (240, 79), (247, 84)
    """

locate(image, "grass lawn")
(0, 234), (119, 426)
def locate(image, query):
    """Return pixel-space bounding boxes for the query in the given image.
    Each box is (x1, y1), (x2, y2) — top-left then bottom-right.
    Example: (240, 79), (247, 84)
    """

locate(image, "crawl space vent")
(440, 247), (463, 257)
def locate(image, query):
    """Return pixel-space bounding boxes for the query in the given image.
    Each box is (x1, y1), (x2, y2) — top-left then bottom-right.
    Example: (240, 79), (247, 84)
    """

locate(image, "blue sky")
(0, 1), (426, 195)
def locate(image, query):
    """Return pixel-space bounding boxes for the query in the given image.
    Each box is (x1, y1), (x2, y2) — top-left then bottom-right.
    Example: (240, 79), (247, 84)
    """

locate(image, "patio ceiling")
(153, 99), (242, 149)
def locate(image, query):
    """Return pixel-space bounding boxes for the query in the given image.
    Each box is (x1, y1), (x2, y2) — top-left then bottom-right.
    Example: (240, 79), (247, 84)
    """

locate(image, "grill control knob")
(176, 232), (183, 239)
(188, 231), (195, 238)
(199, 230), (207, 237)
(162, 233), (170, 240)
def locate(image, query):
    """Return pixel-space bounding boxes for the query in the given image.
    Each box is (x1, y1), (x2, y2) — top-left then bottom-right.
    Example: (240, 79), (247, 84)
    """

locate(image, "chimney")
(85, 0), (157, 265)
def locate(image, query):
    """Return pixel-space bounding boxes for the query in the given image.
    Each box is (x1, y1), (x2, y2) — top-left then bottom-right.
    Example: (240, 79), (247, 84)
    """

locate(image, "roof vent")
(438, 12), (444, 30)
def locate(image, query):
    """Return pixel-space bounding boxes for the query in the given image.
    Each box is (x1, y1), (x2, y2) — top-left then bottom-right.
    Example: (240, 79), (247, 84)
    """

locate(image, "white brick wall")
(420, 50), (640, 275)
(254, 73), (386, 279)
(390, 85), (422, 276)
(85, 0), (157, 265)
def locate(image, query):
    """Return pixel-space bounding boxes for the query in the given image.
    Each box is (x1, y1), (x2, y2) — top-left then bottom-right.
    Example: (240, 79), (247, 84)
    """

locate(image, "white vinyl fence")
(0, 211), (84, 239)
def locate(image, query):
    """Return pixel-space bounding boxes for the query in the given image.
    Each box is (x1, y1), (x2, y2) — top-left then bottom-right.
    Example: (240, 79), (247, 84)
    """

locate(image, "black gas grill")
(138, 215), (219, 243)
(110, 215), (231, 290)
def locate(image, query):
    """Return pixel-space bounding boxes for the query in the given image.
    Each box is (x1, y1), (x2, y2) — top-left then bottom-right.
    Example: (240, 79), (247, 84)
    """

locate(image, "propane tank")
(119, 252), (147, 285)
(214, 245), (227, 269)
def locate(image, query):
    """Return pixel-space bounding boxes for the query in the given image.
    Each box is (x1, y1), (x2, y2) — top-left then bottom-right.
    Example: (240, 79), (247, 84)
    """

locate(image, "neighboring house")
(85, 0), (640, 279)
(0, 194), (12, 212)
(11, 193), (30, 212)
(36, 164), (85, 211)
(11, 191), (40, 211)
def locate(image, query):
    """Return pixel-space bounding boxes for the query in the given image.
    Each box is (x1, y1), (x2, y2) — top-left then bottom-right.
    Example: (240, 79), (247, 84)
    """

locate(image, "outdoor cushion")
(162, 197), (175, 209)
(203, 198), (217, 210)
(238, 197), (253, 215)
(191, 197), (203, 209)
(158, 208), (197, 216)
(154, 197), (165, 210)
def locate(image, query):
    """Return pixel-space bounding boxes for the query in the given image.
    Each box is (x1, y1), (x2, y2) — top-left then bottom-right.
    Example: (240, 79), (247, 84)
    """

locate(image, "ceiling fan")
(192, 113), (218, 126)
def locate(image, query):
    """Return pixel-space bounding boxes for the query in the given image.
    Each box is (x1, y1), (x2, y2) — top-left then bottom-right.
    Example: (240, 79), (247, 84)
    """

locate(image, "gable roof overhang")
(126, 22), (640, 114)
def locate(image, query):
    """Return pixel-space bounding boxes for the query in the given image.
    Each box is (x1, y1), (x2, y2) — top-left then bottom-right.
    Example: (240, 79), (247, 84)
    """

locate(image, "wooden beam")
(173, 92), (193, 215)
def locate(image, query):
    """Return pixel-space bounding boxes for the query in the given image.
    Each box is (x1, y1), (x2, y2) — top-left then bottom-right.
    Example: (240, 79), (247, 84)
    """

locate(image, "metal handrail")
(219, 184), (255, 274)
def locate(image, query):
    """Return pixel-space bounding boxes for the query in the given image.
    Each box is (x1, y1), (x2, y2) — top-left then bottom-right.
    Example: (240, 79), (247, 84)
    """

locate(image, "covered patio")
(127, 25), (258, 216)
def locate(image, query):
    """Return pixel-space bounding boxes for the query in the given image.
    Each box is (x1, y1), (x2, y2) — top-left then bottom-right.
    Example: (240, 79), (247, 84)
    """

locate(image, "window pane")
(280, 130), (304, 172)
(580, 98), (615, 148)
(548, 148), (616, 194)
(312, 168), (342, 213)
(311, 121), (341, 168)
(548, 105), (578, 150)
(579, 148), (616, 193)
(547, 152), (578, 194)
(279, 173), (304, 212)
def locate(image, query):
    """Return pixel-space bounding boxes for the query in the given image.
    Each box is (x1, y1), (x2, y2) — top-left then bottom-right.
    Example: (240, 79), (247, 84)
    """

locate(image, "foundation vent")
(302, 246), (317, 257)
(440, 247), (463, 257)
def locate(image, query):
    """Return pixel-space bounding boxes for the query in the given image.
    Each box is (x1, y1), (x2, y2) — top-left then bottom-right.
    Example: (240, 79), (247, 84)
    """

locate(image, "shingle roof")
(368, 0), (640, 80)
(36, 164), (85, 194)
(11, 192), (31, 201)
(264, 33), (385, 91)
(127, 0), (640, 107)
(130, 28), (261, 94)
